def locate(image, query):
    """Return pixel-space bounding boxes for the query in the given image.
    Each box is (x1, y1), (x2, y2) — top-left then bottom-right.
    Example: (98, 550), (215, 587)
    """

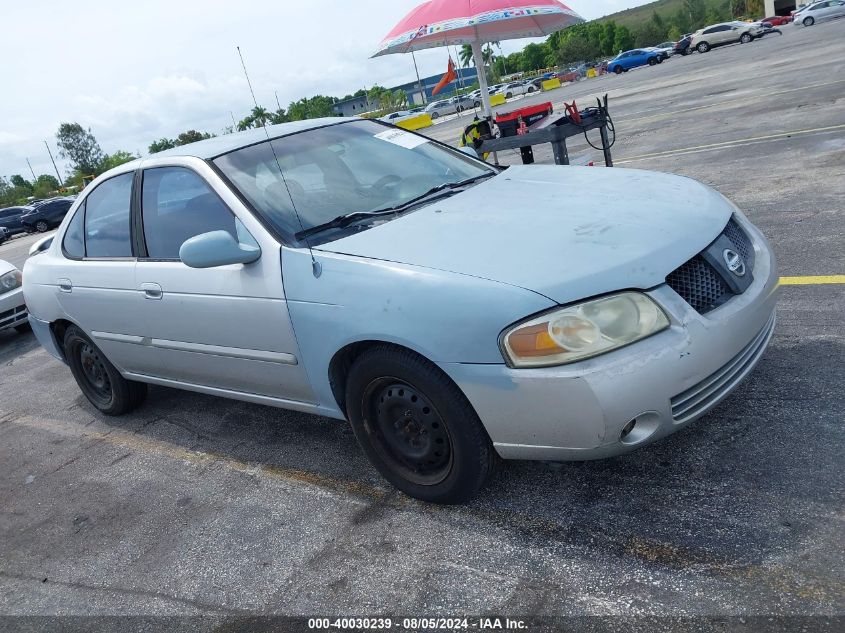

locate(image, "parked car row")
(0, 197), (76, 236)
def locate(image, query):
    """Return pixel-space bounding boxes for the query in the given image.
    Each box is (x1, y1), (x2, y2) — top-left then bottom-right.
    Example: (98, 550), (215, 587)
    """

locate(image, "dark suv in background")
(19, 197), (75, 233)
(0, 206), (33, 237)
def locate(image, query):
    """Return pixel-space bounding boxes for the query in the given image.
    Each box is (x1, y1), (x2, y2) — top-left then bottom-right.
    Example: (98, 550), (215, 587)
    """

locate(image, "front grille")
(666, 256), (731, 314)
(670, 313), (775, 423)
(666, 216), (756, 314)
(723, 218), (755, 270)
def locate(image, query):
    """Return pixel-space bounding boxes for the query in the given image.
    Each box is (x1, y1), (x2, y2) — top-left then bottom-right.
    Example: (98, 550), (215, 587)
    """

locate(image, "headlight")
(0, 269), (22, 293)
(500, 292), (670, 368)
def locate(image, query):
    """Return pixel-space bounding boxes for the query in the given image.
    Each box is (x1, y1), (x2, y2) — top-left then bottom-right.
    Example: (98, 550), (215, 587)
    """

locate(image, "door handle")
(140, 282), (163, 300)
(57, 278), (72, 293)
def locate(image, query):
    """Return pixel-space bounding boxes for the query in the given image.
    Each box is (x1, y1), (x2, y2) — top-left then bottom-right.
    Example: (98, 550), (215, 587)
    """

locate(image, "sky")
(0, 0), (654, 180)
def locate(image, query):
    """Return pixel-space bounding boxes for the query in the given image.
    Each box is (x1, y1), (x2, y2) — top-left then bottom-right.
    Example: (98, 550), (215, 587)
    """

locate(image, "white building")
(764, 0), (809, 16)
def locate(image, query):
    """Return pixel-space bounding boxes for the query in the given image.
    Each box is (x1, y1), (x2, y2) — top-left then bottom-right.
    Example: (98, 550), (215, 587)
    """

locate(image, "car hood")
(318, 165), (732, 305)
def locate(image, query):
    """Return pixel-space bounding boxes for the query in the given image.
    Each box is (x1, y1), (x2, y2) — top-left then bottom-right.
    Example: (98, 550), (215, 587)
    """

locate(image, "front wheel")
(613, 66), (623, 75)
(64, 326), (147, 415)
(803, 16), (814, 26)
(697, 42), (711, 53)
(648, 57), (658, 66)
(430, 111), (439, 120)
(740, 33), (753, 43)
(35, 220), (49, 233)
(345, 346), (496, 504)
(506, 92), (513, 99)
(527, 87), (535, 93)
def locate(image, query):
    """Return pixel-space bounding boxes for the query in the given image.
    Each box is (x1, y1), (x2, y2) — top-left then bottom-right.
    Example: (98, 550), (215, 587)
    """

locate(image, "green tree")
(667, 25), (683, 41)
(600, 21), (618, 56)
(612, 25), (635, 54)
(99, 151), (137, 173)
(176, 130), (213, 145)
(684, 0), (707, 27)
(33, 174), (60, 198)
(520, 43), (549, 71)
(56, 123), (105, 175)
(149, 138), (177, 154)
(556, 35), (601, 65)
(10, 175), (32, 192)
(459, 44), (474, 67)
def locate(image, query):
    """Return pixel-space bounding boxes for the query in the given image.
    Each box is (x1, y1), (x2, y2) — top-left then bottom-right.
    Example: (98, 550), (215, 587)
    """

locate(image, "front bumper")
(440, 220), (780, 462)
(0, 287), (28, 332)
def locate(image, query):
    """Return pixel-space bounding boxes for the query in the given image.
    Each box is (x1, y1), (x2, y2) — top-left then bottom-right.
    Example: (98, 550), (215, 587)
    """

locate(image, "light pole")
(43, 141), (63, 188)
(411, 50), (426, 105)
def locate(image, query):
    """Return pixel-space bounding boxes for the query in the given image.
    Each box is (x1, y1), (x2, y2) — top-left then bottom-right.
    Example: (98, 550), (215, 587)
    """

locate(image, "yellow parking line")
(617, 123), (845, 163)
(780, 275), (845, 286)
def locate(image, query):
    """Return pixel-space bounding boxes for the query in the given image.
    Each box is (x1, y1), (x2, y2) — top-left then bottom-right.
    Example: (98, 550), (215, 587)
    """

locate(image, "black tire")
(35, 220), (49, 233)
(473, 101), (481, 108)
(345, 345), (496, 504)
(740, 33), (753, 43)
(697, 41), (711, 53)
(681, 48), (689, 56)
(15, 322), (31, 334)
(64, 325), (147, 415)
(648, 57), (658, 66)
(506, 92), (513, 99)
(613, 66), (623, 75)
(430, 111), (439, 120)
(803, 16), (814, 26)
(527, 87), (535, 93)
(456, 105), (464, 113)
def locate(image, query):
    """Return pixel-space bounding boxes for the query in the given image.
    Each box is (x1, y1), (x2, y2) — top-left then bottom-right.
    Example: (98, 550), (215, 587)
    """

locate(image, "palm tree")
(250, 106), (270, 128)
(459, 44), (473, 67)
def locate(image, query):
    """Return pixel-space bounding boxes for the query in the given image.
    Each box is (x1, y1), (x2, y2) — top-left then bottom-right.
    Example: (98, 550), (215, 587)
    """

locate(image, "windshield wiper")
(294, 172), (495, 241)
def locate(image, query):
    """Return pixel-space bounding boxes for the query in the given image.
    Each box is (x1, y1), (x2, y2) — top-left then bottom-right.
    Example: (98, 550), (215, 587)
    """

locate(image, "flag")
(431, 57), (457, 96)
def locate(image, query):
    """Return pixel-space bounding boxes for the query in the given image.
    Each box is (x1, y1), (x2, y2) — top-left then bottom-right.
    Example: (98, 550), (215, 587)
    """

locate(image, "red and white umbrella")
(373, 0), (585, 117)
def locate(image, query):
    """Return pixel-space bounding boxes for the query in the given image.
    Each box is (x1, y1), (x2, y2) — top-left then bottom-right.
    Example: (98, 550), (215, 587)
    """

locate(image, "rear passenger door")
(55, 173), (158, 374)
(133, 162), (314, 402)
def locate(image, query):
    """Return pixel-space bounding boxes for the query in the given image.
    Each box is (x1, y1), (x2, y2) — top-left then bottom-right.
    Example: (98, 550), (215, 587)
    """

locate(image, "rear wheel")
(697, 41), (711, 53)
(345, 345), (496, 504)
(64, 326), (147, 415)
(648, 57), (658, 66)
(430, 111), (440, 120)
(613, 66), (623, 75)
(35, 220), (49, 233)
(506, 92), (513, 99)
(740, 32), (753, 43)
(803, 16), (814, 26)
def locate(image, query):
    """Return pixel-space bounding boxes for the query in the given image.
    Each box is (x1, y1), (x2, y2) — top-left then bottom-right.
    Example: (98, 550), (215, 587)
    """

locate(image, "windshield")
(214, 120), (494, 245)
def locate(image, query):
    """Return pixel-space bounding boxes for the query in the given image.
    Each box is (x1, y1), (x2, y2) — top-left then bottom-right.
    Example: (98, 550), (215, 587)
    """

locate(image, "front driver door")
(133, 160), (314, 404)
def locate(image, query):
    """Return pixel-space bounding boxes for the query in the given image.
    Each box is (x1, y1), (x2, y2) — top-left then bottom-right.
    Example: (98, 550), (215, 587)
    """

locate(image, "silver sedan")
(23, 118), (778, 503)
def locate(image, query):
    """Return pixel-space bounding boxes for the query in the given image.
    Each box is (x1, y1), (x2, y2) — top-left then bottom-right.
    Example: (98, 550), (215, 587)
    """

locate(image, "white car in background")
(648, 41), (677, 59)
(424, 99), (460, 119)
(793, 0), (845, 25)
(379, 110), (414, 123)
(0, 259), (28, 335)
(498, 81), (535, 98)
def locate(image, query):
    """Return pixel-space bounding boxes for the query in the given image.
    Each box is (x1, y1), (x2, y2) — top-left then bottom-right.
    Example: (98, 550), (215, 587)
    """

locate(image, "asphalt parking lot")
(1, 21), (843, 623)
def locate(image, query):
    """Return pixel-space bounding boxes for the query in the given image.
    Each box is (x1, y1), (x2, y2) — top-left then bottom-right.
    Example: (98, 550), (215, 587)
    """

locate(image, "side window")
(85, 173), (133, 258)
(63, 206), (85, 258)
(141, 167), (237, 260)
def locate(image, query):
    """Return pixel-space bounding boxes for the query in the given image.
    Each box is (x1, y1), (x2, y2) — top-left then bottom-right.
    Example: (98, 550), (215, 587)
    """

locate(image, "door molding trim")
(91, 331), (298, 365)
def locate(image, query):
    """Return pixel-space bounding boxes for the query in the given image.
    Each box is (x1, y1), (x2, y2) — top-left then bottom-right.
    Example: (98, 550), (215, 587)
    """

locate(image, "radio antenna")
(236, 46), (321, 277)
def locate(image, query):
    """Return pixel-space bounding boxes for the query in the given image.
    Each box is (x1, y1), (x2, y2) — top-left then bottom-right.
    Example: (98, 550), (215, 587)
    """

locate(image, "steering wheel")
(371, 174), (402, 191)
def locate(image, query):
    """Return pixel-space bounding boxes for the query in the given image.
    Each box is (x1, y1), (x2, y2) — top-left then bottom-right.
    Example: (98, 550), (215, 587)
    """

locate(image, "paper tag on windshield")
(374, 129), (429, 150)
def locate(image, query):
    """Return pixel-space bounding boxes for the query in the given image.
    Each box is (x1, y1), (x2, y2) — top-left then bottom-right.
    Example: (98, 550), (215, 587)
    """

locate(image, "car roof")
(129, 117), (348, 166)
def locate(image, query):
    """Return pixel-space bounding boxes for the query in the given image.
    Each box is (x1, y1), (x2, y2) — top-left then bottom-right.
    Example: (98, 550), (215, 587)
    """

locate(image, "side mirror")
(29, 235), (54, 256)
(179, 231), (261, 269)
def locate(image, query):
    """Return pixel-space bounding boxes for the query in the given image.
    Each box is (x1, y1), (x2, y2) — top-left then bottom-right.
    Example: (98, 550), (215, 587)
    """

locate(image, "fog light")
(620, 419), (637, 440)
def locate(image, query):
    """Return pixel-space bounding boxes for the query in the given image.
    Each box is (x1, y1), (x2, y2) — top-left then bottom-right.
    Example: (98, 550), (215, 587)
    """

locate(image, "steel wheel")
(79, 342), (112, 404)
(362, 378), (453, 486)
